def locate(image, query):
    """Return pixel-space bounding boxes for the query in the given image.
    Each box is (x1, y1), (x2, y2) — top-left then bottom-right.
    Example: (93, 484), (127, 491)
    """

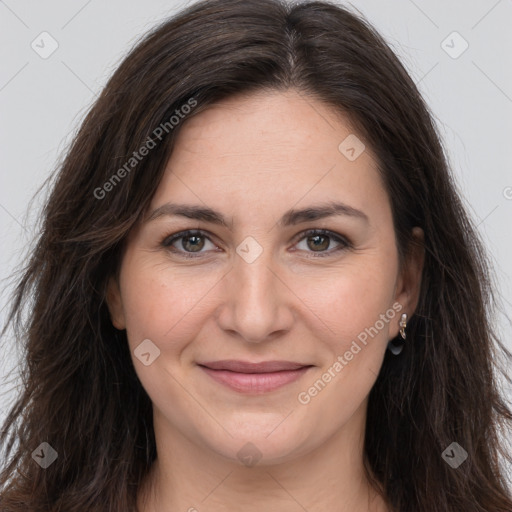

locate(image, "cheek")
(295, 256), (398, 352)
(295, 260), (398, 422)
(117, 258), (214, 414)
(119, 255), (222, 353)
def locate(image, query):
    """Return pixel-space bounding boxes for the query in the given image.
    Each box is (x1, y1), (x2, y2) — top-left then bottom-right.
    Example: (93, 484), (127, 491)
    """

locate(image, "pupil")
(185, 235), (203, 252)
(310, 235), (328, 251)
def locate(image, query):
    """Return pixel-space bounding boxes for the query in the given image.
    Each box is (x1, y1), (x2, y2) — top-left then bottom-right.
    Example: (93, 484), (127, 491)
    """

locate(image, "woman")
(1, 0), (511, 510)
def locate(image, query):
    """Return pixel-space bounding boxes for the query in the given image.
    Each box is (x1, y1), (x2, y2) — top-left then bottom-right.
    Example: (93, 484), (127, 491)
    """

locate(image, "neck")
(137, 403), (390, 512)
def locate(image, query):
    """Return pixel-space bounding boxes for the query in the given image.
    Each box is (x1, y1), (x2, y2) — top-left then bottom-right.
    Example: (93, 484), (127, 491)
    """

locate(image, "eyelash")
(160, 228), (352, 260)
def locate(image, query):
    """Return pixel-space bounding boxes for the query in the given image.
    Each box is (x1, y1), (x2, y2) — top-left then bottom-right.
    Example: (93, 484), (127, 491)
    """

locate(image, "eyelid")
(289, 228), (351, 258)
(161, 229), (220, 257)
(161, 228), (351, 258)
(290, 228), (351, 247)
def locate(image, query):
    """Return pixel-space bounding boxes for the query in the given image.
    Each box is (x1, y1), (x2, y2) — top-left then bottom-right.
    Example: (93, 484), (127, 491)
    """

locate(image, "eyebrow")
(147, 200), (369, 228)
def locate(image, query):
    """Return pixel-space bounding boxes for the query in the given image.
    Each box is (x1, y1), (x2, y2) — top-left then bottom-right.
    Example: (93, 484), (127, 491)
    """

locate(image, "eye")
(292, 228), (351, 258)
(161, 228), (351, 259)
(161, 229), (218, 258)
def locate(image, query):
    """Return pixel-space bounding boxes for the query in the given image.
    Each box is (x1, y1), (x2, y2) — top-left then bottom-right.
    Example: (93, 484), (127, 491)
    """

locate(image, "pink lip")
(198, 360), (313, 393)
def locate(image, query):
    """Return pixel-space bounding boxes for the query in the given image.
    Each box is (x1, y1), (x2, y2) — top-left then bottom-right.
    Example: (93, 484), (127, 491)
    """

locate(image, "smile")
(198, 360), (314, 394)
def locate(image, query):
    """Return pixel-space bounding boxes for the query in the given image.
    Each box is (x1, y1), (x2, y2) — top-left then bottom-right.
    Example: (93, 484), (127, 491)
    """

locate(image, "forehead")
(150, 89), (389, 226)
(169, 89), (365, 163)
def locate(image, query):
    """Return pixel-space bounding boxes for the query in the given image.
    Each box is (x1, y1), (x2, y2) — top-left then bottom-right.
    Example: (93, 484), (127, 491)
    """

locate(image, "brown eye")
(180, 234), (205, 252)
(162, 230), (217, 257)
(306, 234), (330, 251)
(294, 229), (350, 258)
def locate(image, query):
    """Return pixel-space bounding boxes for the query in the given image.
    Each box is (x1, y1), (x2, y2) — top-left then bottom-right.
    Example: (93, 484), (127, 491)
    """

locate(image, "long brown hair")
(1, 0), (511, 510)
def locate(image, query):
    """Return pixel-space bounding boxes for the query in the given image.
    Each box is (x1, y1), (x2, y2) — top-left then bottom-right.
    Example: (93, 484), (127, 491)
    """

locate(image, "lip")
(198, 360), (313, 393)
(199, 360), (309, 373)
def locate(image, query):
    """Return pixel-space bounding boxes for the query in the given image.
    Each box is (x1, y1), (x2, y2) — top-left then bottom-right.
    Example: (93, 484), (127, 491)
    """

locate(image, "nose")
(215, 247), (295, 344)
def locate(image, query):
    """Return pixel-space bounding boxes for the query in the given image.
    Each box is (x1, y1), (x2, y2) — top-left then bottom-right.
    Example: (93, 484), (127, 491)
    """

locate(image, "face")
(107, 89), (423, 466)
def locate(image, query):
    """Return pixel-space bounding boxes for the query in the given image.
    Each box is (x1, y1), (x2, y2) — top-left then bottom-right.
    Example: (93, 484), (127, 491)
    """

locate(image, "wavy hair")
(1, 0), (511, 510)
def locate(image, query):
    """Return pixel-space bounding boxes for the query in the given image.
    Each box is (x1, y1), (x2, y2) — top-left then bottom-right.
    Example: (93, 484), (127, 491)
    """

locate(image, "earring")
(387, 313), (408, 355)
(399, 313), (407, 340)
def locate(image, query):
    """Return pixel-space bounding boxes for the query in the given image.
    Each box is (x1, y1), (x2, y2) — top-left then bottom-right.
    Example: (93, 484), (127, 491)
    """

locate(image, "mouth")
(197, 360), (314, 394)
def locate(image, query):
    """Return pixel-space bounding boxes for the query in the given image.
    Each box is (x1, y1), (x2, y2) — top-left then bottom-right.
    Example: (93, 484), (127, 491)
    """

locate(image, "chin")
(196, 416), (315, 467)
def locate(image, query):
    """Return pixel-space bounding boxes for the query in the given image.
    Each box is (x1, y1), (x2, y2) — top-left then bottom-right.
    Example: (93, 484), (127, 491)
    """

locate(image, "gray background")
(1, 0), (511, 470)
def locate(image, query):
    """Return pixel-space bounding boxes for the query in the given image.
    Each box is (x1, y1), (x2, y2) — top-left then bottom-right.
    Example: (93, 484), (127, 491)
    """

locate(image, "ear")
(391, 227), (425, 337)
(105, 275), (126, 330)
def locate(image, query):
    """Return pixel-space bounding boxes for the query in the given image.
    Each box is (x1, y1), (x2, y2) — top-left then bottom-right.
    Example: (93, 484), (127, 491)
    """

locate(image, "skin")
(106, 89), (424, 512)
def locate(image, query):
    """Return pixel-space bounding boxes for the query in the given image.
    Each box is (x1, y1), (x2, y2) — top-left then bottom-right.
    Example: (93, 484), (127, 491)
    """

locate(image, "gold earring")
(399, 313), (408, 340)
(387, 313), (408, 355)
